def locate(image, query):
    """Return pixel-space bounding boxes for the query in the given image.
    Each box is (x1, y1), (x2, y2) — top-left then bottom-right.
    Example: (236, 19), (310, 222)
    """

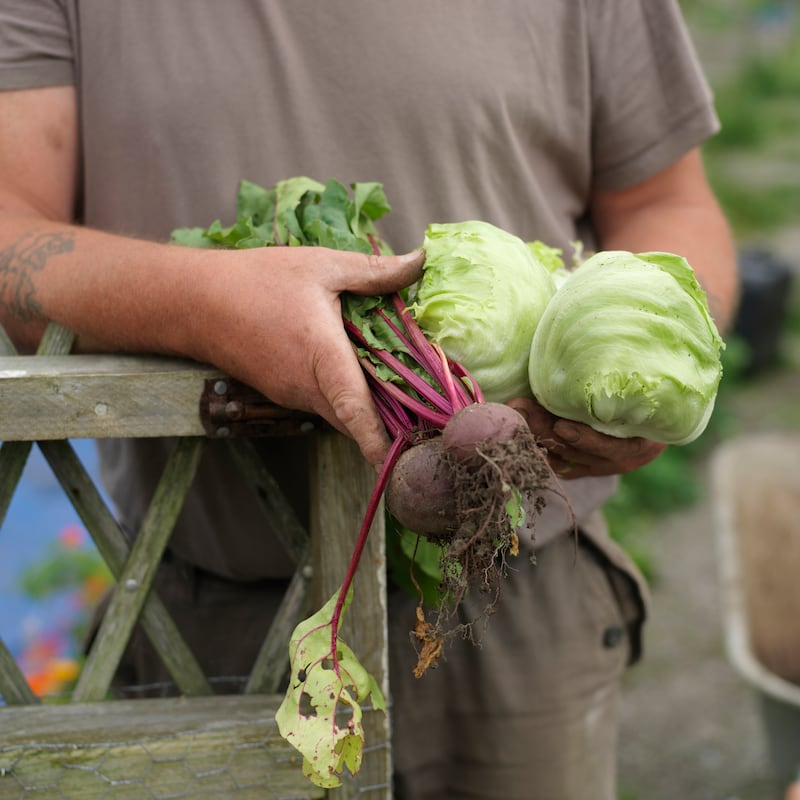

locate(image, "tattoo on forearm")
(0, 230), (75, 322)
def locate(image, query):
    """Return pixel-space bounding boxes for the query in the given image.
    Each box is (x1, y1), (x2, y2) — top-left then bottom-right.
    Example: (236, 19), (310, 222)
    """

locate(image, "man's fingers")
(308, 249), (423, 465)
(553, 418), (664, 464)
(505, 398), (665, 476)
(311, 335), (392, 467)
(505, 397), (558, 436)
(335, 249), (425, 296)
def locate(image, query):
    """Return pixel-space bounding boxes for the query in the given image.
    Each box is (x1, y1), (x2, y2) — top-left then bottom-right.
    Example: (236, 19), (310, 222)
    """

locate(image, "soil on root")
(411, 427), (556, 678)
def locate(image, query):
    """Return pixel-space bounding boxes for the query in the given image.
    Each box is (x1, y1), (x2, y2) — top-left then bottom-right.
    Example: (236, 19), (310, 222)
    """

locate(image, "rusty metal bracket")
(199, 377), (319, 438)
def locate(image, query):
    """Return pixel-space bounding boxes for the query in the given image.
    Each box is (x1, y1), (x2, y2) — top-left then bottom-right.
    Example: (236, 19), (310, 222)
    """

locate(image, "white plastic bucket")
(712, 433), (800, 784)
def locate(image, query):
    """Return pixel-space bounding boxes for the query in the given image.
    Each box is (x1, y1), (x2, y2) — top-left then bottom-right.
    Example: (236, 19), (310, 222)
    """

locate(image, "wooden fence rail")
(0, 323), (391, 799)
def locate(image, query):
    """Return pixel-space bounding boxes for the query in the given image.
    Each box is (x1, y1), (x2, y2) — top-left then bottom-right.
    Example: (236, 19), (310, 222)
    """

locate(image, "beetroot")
(385, 437), (457, 539)
(442, 402), (530, 466)
(384, 401), (555, 672)
(437, 403), (552, 612)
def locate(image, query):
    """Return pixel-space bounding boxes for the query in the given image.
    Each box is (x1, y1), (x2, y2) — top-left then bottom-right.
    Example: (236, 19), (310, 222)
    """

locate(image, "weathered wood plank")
(72, 438), (205, 703)
(1, 323), (392, 797)
(245, 558), (314, 695)
(0, 441), (31, 528)
(0, 447), (34, 705)
(226, 436), (315, 693)
(0, 354), (222, 440)
(39, 439), (213, 697)
(0, 324), (15, 356)
(36, 321), (75, 356)
(310, 431), (391, 799)
(0, 637), (38, 706)
(0, 695), (325, 799)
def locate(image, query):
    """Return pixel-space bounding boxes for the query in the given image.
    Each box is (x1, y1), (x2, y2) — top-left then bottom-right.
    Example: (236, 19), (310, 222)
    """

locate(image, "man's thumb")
(348, 250), (425, 296)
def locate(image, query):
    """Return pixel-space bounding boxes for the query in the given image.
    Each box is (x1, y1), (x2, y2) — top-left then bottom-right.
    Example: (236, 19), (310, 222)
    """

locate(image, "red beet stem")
(329, 433), (409, 670)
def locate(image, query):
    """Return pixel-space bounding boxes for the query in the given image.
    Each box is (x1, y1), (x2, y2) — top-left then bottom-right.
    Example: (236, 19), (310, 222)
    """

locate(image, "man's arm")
(591, 148), (739, 332)
(0, 86), (424, 466)
(511, 148), (738, 478)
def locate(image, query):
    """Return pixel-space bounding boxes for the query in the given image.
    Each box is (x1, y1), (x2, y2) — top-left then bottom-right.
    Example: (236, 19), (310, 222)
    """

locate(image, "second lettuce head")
(529, 250), (724, 444)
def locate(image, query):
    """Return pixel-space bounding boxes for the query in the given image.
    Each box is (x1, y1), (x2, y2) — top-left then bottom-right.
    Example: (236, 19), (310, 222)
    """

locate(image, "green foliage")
(615, 451), (702, 519)
(20, 544), (111, 599)
(707, 177), (800, 235)
(275, 589), (385, 788)
(785, 291), (800, 334)
(171, 176), (394, 254)
(682, 0), (797, 31)
(17, 533), (111, 693)
(385, 516), (447, 609)
(735, 40), (800, 99)
(702, 12), (800, 233)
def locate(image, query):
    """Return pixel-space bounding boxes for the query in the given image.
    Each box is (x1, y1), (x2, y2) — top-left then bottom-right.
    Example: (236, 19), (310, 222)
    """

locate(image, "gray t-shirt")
(0, 0), (719, 579)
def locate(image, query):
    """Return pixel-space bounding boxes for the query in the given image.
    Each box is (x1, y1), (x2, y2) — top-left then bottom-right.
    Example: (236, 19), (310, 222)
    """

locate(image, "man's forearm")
(596, 197), (739, 333)
(0, 214), (200, 355)
(591, 150), (740, 335)
(0, 224), (75, 349)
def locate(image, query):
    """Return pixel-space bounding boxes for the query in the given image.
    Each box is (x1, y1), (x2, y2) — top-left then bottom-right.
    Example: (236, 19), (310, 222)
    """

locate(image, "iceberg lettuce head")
(528, 250), (724, 444)
(413, 221), (557, 402)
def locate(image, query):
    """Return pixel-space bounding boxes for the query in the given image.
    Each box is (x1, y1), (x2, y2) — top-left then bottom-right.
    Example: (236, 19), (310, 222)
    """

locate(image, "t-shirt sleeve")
(588, 0), (720, 191)
(0, 0), (74, 90)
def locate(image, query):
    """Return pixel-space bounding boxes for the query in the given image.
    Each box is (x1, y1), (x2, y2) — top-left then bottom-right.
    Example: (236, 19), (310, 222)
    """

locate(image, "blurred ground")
(618, 502), (788, 800)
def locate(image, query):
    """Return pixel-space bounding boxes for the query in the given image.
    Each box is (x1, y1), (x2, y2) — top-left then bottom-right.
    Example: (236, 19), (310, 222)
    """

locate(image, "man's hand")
(506, 397), (665, 479)
(183, 246), (426, 468)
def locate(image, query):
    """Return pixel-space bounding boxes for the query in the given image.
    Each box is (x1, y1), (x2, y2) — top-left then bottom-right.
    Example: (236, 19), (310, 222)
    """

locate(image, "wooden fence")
(0, 322), (392, 799)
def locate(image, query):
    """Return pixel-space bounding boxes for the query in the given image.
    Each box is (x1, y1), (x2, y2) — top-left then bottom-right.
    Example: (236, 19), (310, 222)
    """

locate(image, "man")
(0, 2), (738, 797)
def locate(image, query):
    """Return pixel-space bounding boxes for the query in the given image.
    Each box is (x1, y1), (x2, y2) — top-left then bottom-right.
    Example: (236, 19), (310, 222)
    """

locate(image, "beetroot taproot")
(441, 402), (530, 466)
(386, 401), (555, 666)
(386, 437), (457, 538)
